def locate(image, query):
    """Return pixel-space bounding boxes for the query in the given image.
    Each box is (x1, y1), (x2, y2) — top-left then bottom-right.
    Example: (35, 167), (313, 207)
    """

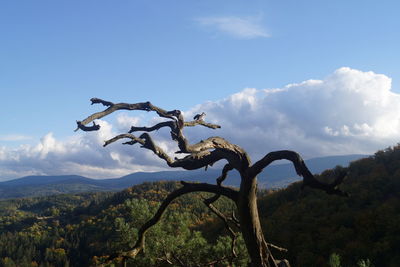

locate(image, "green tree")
(328, 253), (341, 267)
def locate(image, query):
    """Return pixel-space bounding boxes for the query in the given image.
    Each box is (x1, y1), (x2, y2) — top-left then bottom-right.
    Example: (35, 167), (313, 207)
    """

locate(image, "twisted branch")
(76, 98), (220, 132)
(75, 98), (181, 131)
(201, 163), (235, 204)
(129, 121), (176, 134)
(250, 150), (348, 196)
(76, 98), (250, 170)
(75, 121), (100, 131)
(217, 163), (235, 186)
(203, 200), (239, 259)
(103, 134), (235, 171)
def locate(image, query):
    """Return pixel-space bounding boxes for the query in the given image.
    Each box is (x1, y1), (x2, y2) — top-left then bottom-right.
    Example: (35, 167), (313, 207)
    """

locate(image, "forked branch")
(76, 98), (220, 132)
(76, 98), (250, 174)
(75, 98), (182, 132)
(203, 199), (239, 259)
(103, 132), (249, 172)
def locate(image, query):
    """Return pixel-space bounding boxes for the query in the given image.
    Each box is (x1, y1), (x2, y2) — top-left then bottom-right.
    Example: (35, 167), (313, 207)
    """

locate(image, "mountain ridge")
(0, 154), (367, 199)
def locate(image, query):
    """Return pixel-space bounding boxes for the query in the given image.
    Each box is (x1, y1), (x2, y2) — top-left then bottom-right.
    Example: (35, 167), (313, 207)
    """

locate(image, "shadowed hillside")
(259, 146), (400, 266)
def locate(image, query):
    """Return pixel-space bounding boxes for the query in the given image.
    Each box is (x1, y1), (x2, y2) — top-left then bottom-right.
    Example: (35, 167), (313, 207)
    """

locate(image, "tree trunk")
(238, 174), (277, 267)
(77, 99), (345, 266)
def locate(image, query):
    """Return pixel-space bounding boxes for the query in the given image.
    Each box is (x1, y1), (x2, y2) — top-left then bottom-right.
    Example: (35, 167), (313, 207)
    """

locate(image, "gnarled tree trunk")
(238, 174), (276, 267)
(76, 98), (348, 266)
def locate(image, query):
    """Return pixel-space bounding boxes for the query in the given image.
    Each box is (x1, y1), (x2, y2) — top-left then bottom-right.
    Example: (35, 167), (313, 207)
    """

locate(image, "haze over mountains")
(0, 154), (367, 199)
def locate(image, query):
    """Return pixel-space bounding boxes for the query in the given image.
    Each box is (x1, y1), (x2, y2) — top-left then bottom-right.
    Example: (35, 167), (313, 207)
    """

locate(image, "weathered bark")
(238, 174), (277, 267)
(77, 98), (346, 266)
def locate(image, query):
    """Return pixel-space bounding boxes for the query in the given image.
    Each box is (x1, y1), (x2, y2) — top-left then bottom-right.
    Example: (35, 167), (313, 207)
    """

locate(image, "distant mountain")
(1, 175), (98, 187)
(0, 154), (367, 199)
(0, 175), (110, 199)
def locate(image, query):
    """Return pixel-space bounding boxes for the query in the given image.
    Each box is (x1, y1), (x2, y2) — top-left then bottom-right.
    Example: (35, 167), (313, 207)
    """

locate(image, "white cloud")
(195, 16), (269, 39)
(0, 116), (184, 180)
(186, 67), (400, 160)
(116, 113), (141, 132)
(1, 67), (399, 181)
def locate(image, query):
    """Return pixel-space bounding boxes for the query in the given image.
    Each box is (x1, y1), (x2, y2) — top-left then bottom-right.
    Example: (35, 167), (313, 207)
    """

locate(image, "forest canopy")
(1, 145), (399, 266)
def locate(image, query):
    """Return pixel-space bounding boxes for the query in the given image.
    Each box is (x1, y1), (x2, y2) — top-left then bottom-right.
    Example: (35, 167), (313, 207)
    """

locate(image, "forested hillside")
(0, 146), (399, 266)
(0, 182), (248, 267)
(259, 146), (400, 267)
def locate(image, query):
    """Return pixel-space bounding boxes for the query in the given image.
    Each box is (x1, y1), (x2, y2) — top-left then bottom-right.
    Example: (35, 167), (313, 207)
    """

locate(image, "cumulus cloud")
(186, 67), (400, 160)
(115, 113), (141, 132)
(195, 15), (269, 39)
(1, 67), (399, 180)
(0, 120), (171, 181)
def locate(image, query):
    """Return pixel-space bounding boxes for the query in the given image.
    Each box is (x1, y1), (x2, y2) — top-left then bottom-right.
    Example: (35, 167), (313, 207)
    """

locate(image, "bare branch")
(76, 99), (180, 132)
(104, 133), (144, 147)
(200, 163), (235, 212)
(217, 163), (234, 186)
(266, 243), (288, 253)
(172, 150), (236, 170)
(203, 200), (239, 258)
(104, 133), (175, 166)
(129, 121), (175, 134)
(250, 150), (348, 196)
(175, 137), (251, 173)
(104, 133), (237, 171)
(184, 120), (221, 129)
(231, 210), (240, 227)
(74, 121), (100, 132)
(90, 97), (113, 106)
(78, 98), (249, 173)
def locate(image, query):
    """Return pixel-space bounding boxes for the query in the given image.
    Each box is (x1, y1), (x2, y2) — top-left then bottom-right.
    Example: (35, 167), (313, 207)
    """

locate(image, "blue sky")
(1, 1), (400, 180)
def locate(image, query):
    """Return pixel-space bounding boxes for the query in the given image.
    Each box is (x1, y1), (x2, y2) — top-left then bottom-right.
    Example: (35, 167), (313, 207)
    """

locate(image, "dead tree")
(76, 98), (347, 267)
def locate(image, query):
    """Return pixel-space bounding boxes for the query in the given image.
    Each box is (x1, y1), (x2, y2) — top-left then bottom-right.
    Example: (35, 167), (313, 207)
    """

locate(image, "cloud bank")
(1, 67), (399, 180)
(187, 67), (399, 159)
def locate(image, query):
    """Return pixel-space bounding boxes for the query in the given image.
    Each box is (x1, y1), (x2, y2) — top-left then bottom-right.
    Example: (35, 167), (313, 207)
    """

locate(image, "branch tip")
(76, 121), (100, 132)
(90, 97), (114, 107)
